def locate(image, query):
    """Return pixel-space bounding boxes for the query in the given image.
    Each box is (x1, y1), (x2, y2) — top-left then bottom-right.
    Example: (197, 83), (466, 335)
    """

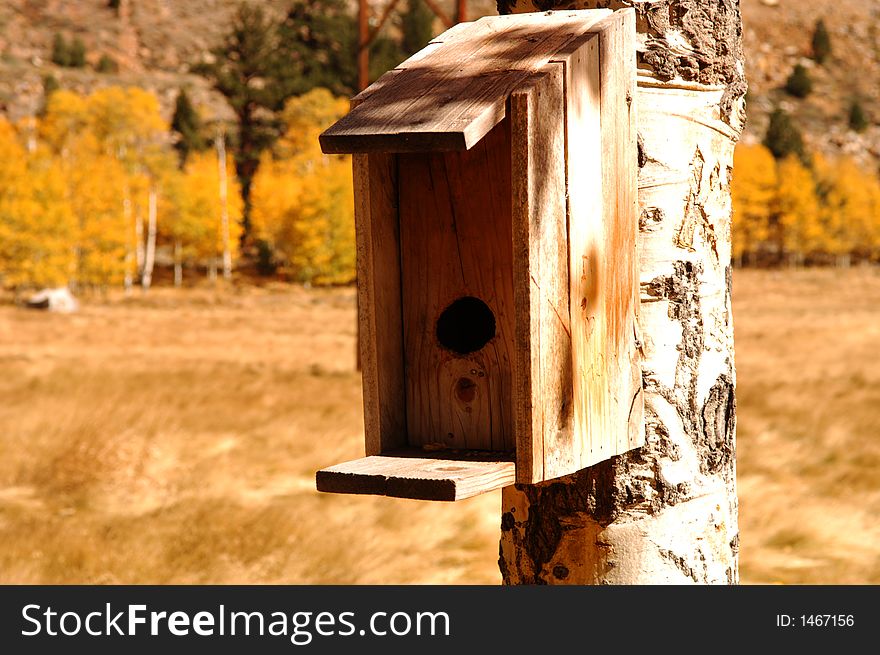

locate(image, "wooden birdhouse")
(316, 9), (643, 501)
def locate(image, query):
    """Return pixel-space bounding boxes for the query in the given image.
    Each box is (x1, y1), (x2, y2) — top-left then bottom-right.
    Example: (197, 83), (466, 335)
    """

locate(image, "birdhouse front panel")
(398, 118), (515, 453)
(316, 9), (643, 501)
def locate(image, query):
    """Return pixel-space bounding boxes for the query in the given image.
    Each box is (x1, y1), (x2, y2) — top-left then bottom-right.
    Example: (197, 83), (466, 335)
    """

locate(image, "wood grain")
(556, 10), (643, 470)
(323, 9), (642, 497)
(320, 10), (612, 154)
(353, 153), (407, 455)
(595, 9), (643, 459)
(510, 66), (572, 484)
(398, 118), (516, 452)
(316, 450), (516, 501)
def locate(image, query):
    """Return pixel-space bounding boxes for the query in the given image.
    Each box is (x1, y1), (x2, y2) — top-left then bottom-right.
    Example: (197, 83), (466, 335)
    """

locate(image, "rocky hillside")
(741, 0), (880, 167)
(0, 0), (876, 166)
(0, 0), (495, 123)
(0, 0), (263, 121)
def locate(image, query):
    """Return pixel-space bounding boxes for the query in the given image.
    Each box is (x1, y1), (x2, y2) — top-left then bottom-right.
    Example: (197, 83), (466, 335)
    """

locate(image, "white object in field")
(26, 288), (79, 313)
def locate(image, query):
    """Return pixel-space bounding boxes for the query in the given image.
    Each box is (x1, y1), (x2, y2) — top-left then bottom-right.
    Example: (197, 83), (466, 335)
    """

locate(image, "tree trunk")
(123, 187), (134, 294)
(174, 240), (183, 288)
(216, 132), (233, 281)
(135, 207), (145, 279)
(498, 0), (745, 585)
(141, 186), (158, 291)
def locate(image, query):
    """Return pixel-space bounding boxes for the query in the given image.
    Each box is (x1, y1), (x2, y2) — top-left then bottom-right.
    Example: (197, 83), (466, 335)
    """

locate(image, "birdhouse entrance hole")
(436, 297), (496, 355)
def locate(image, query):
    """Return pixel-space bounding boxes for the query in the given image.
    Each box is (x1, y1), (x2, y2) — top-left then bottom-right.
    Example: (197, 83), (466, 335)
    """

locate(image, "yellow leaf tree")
(816, 155), (880, 265)
(774, 155), (823, 266)
(251, 89), (355, 285)
(164, 150), (243, 282)
(731, 143), (776, 265)
(0, 119), (76, 289)
(40, 86), (171, 290)
(68, 150), (131, 288)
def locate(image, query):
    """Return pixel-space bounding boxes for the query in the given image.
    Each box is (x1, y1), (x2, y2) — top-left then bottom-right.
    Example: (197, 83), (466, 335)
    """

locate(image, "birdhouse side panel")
(353, 152), (408, 456)
(510, 66), (572, 484)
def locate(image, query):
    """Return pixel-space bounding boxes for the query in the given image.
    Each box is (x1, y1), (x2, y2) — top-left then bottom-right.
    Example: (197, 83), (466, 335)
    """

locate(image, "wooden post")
(498, 0), (745, 585)
(456, 0), (466, 23)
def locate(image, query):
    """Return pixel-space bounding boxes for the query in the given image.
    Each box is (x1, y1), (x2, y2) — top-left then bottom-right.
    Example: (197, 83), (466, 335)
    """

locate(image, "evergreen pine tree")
(763, 108), (807, 163)
(170, 89), (206, 166)
(96, 54), (118, 73)
(784, 63), (812, 98)
(42, 74), (60, 98)
(51, 33), (70, 67)
(401, 0), (435, 56)
(277, 0), (402, 96)
(38, 75), (60, 117)
(69, 36), (87, 68)
(848, 98), (869, 133)
(194, 2), (287, 239)
(811, 18), (832, 65)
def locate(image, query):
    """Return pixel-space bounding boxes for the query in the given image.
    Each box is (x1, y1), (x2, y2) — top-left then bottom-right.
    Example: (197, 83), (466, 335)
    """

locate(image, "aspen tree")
(0, 120), (75, 289)
(499, 0), (745, 585)
(731, 143), (776, 266)
(775, 155), (822, 266)
(251, 89), (355, 284)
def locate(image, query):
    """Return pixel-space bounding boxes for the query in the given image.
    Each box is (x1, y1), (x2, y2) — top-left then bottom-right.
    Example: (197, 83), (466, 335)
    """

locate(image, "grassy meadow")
(0, 269), (877, 584)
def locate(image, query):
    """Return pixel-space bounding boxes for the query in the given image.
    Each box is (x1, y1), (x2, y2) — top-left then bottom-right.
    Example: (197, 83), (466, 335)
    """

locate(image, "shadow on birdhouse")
(316, 9), (643, 501)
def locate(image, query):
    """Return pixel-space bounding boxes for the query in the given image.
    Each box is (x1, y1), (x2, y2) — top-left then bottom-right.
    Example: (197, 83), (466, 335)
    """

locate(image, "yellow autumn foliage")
(775, 156), (822, 261)
(731, 143), (776, 263)
(39, 86), (171, 288)
(732, 143), (880, 266)
(10, 83), (880, 291)
(816, 155), (880, 260)
(164, 150), (243, 264)
(251, 89), (355, 285)
(69, 151), (131, 287)
(0, 119), (76, 288)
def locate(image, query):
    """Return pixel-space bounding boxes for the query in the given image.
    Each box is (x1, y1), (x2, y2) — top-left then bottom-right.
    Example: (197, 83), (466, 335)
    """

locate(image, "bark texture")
(498, 0), (745, 584)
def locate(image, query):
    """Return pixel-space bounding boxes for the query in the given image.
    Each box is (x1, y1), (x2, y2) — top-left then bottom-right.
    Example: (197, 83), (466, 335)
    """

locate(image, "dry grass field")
(734, 269), (880, 584)
(0, 269), (877, 584)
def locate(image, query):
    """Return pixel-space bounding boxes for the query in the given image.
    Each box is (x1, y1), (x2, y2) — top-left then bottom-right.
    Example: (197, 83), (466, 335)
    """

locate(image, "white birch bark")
(216, 132), (233, 281)
(141, 186), (158, 291)
(498, 0), (746, 585)
(123, 187), (134, 294)
(135, 208), (145, 279)
(174, 239), (183, 288)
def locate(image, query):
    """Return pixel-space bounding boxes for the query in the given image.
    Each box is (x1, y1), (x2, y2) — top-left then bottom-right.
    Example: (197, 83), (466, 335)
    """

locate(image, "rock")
(25, 288), (79, 313)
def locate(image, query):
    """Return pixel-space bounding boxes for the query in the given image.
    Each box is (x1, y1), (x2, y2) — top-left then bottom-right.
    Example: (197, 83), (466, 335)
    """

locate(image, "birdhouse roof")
(319, 10), (614, 154)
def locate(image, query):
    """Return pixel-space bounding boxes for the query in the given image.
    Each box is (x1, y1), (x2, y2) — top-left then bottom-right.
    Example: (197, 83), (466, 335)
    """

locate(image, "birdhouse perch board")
(316, 9), (643, 502)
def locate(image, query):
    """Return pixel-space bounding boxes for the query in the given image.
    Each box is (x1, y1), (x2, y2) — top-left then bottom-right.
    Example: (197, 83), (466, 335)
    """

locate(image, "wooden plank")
(353, 153), (407, 455)
(398, 118), (516, 452)
(316, 450), (516, 501)
(556, 33), (603, 473)
(510, 66), (571, 484)
(558, 9), (643, 471)
(320, 10), (612, 154)
(595, 9), (643, 457)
